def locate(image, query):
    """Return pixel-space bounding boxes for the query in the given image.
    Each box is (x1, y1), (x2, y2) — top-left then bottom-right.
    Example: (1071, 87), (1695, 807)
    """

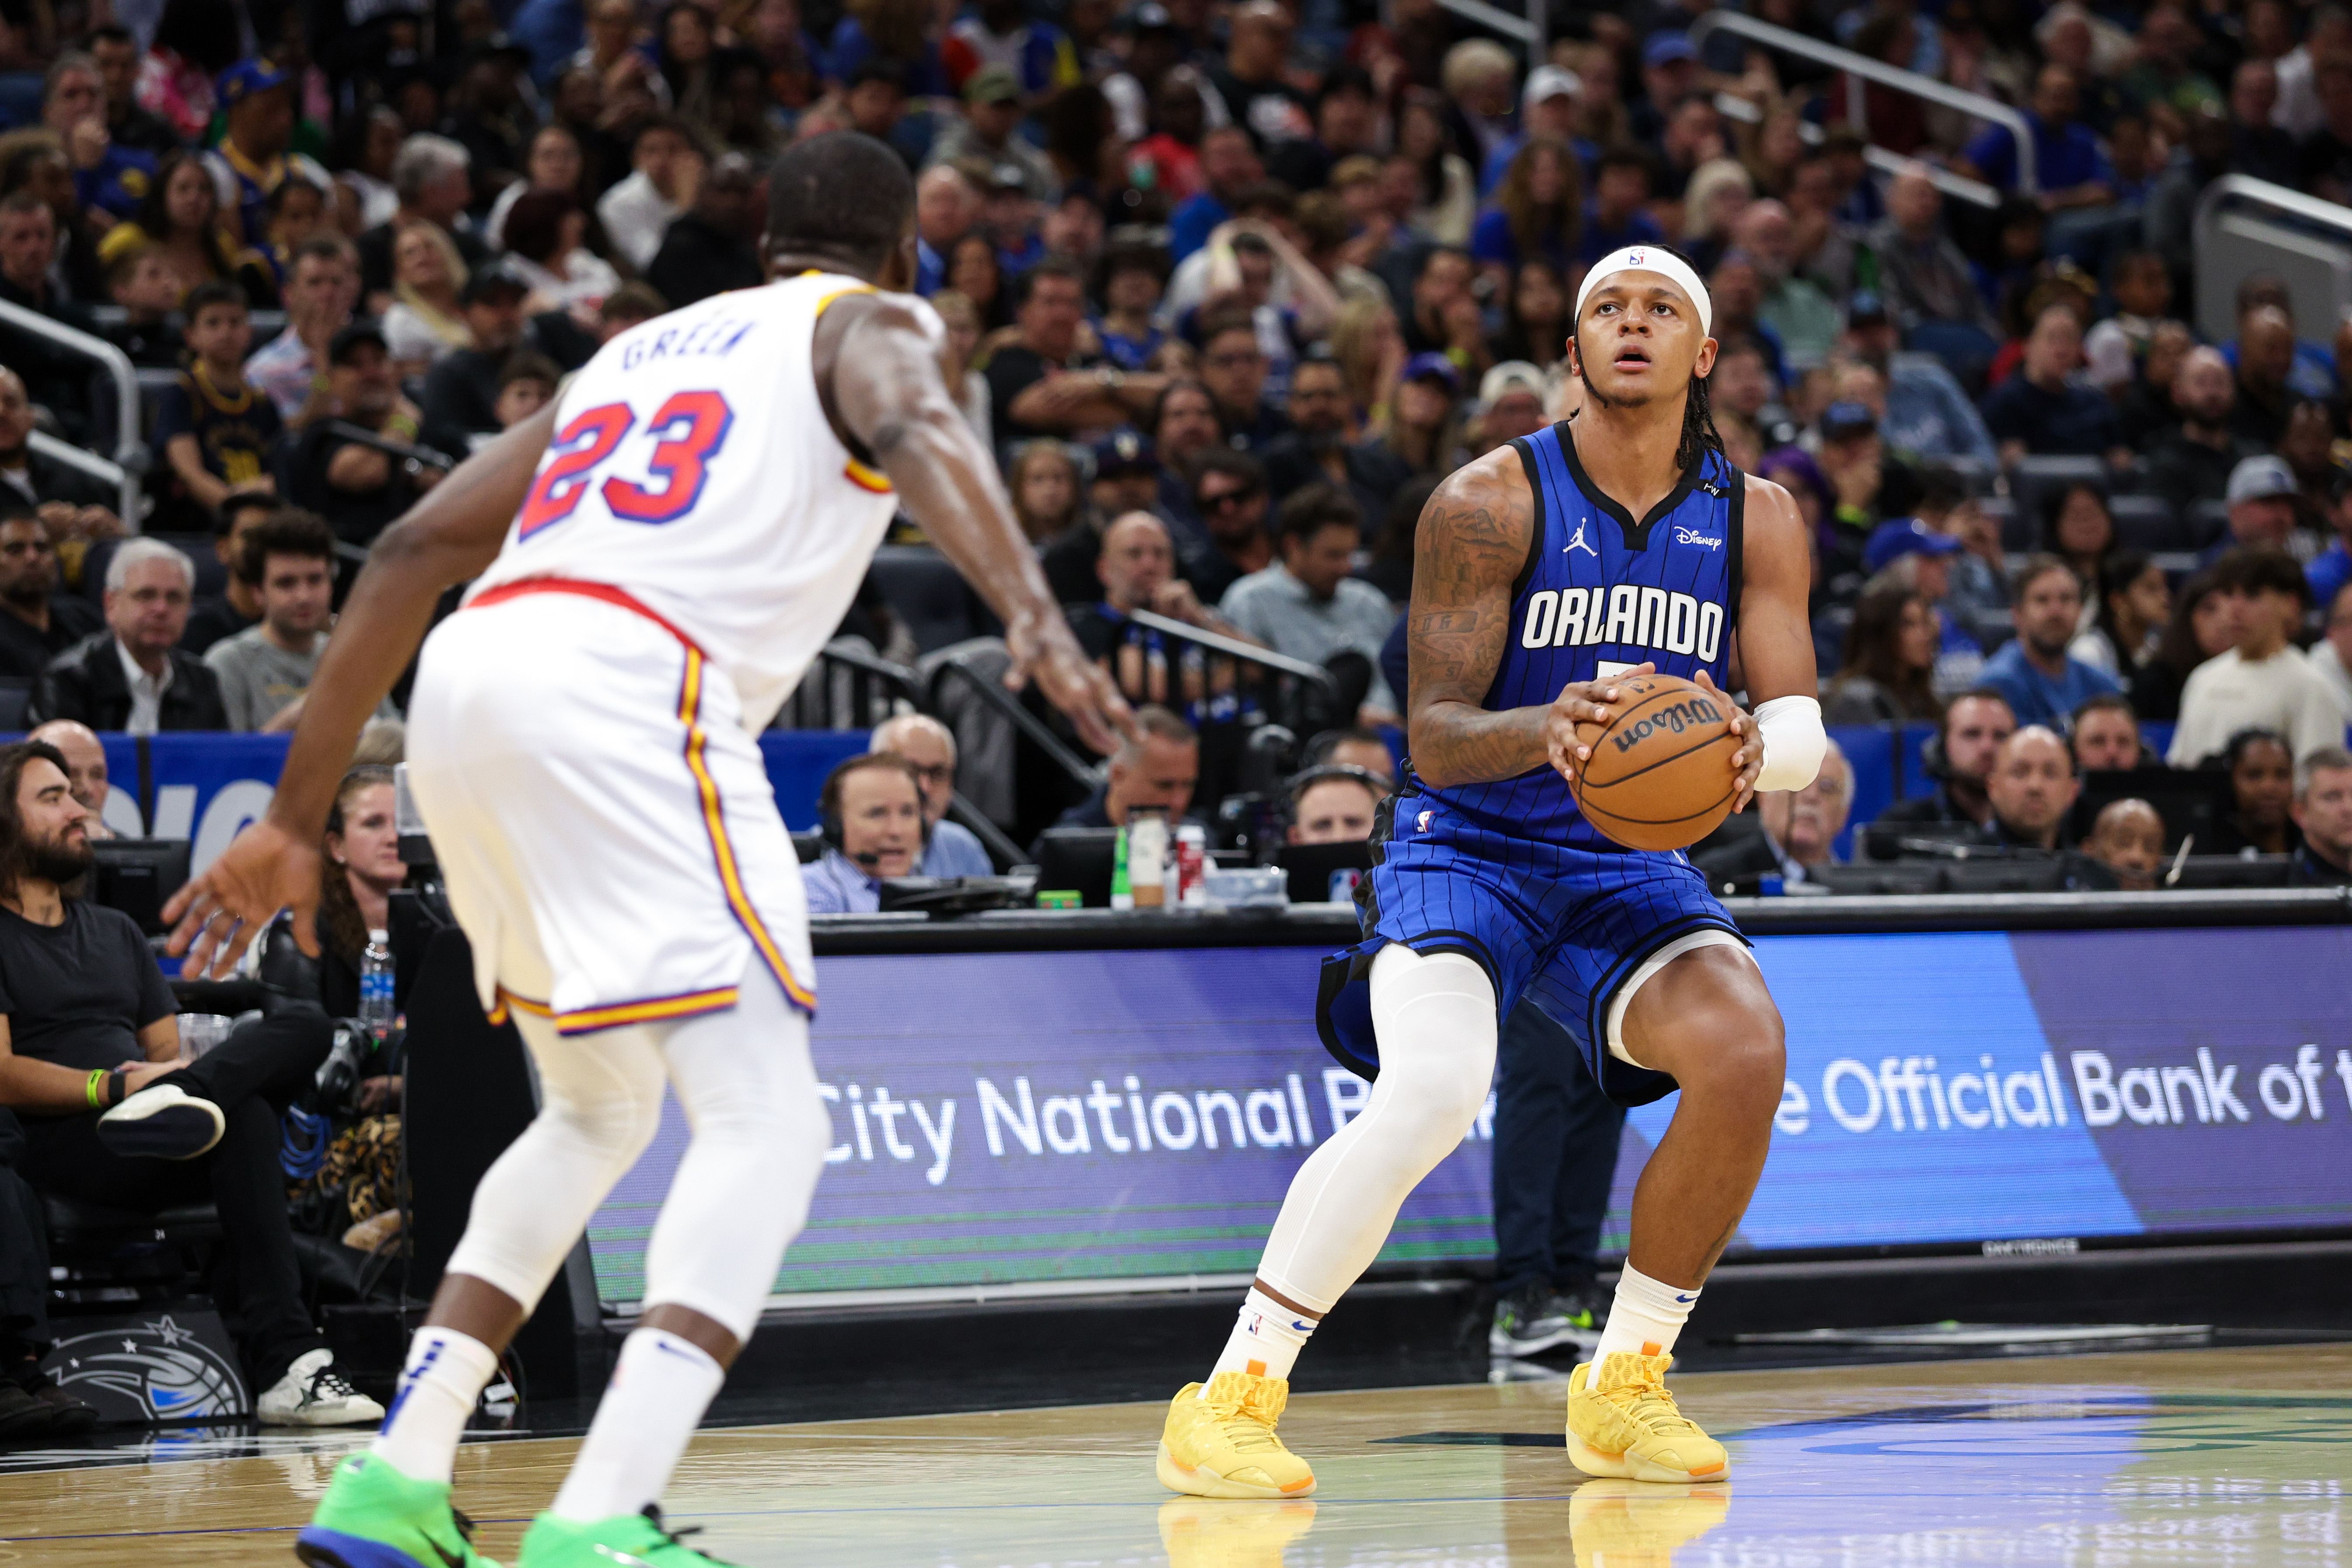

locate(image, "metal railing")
(1124, 609), (1342, 699)
(925, 653), (1104, 793)
(1712, 90), (1999, 210)
(780, 639), (923, 733)
(1689, 9), (2037, 195)
(0, 299), (145, 519)
(25, 431), (129, 508)
(2191, 175), (2352, 338)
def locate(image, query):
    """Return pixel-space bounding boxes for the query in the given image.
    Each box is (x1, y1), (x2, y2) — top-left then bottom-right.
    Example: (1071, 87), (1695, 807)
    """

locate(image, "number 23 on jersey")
(518, 390), (735, 539)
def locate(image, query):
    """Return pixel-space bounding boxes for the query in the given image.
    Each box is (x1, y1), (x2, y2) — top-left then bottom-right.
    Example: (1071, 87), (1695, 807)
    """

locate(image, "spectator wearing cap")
(357, 136), (490, 303)
(420, 265), (532, 437)
(1864, 516), (1985, 695)
(925, 69), (1060, 204)
(2292, 747), (2352, 884)
(1373, 352), (1469, 479)
(1868, 168), (2000, 353)
(1473, 362), (1549, 454)
(599, 118), (706, 274)
(2147, 347), (2263, 508)
(1839, 292), (1997, 466)
(871, 715), (997, 880)
(1814, 400), (1901, 583)
(1980, 555), (2122, 728)
(1629, 31), (1701, 150)
(1982, 304), (2129, 467)
(286, 322), (453, 548)
(201, 60), (331, 248)
(1480, 65), (1587, 195)
(1263, 351), (1413, 525)
(989, 258), (1169, 452)
(1221, 484), (1402, 724)
(2205, 456), (2303, 565)
(1087, 430), (1163, 522)
(645, 151), (762, 309)
(2170, 549), (2349, 767)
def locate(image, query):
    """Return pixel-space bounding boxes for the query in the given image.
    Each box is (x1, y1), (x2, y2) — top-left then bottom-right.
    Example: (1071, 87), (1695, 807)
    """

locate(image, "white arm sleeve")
(1752, 695), (1827, 793)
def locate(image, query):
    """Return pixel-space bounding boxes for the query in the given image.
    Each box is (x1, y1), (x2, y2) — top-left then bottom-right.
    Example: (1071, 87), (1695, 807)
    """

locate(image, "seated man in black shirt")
(0, 740), (379, 1423)
(0, 1100), (98, 1432)
(1033, 703), (1201, 849)
(287, 321), (453, 549)
(0, 511), (100, 682)
(987, 257), (1168, 455)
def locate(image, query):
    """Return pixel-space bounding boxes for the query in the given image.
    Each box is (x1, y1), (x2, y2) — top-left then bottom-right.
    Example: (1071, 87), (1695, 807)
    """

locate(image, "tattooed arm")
(1407, 448), (1647, 789)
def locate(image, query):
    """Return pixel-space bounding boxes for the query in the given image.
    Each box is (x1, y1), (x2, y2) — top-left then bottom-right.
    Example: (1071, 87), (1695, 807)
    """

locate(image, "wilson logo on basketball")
(1609, 696), (1725, 753)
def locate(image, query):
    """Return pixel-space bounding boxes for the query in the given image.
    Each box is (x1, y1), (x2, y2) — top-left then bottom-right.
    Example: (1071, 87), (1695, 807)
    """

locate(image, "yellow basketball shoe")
(1568, 1478), (1731, 1568)
(1565, 1352), (1729, 1483)
(1157, 1372), (1318, 1498)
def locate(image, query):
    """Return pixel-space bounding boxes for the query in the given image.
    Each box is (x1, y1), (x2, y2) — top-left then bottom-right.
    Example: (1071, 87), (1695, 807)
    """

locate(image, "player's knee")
(1380, 1053), (1493, 1144)
(541, 1085), (664, 1168)
(1680, 1002), (1786, 1107)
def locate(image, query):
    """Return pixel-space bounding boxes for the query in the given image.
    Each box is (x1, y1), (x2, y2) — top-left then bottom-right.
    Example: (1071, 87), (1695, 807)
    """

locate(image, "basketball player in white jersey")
(164, 134), (1130, 1568)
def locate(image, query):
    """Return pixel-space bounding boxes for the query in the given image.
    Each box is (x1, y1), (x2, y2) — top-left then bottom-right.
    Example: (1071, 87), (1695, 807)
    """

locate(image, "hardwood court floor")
(4, 1342), (2349, 1566)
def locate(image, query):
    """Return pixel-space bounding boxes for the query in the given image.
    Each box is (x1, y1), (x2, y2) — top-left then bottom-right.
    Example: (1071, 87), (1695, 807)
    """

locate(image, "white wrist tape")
(1752, 695), (1827, 793)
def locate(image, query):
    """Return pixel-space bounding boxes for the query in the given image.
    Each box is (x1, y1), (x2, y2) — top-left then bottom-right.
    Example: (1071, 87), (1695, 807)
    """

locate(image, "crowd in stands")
(8, 0), (2352, 1437)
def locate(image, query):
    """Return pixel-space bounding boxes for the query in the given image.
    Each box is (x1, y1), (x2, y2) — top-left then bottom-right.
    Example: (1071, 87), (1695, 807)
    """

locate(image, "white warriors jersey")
(466, 271), (920, 728)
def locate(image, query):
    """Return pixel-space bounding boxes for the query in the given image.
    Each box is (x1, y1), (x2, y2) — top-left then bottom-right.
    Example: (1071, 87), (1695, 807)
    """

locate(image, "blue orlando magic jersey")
(1431, 424), (1744, 849)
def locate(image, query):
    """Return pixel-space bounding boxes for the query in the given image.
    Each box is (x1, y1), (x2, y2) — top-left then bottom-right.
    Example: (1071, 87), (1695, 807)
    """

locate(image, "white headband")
(1575, 246), (1712, 338)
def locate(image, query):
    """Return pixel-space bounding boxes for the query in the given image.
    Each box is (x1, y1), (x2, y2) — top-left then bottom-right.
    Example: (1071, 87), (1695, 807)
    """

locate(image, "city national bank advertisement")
(585, 926), (2352, 1305)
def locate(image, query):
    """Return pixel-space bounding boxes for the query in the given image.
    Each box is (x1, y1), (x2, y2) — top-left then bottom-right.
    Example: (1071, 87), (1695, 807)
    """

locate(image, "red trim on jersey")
(466, 577), (708, 657)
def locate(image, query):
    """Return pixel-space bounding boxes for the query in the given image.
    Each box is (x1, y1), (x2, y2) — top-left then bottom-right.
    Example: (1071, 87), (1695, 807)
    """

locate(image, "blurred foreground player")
(1157, 247), (1822, 1494)
(164, 133), (1129, 1568)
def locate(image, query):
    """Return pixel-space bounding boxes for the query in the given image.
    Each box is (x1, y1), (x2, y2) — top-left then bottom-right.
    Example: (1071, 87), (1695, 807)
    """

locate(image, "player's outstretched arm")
(825, 295), (1132, 756)
(163, 406), (562, 974)
(1408, 450), (1641, 789)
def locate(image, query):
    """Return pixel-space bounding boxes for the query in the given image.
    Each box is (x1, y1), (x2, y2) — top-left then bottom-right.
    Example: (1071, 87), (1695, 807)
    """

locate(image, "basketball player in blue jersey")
(1158, 247), (1825, 1494)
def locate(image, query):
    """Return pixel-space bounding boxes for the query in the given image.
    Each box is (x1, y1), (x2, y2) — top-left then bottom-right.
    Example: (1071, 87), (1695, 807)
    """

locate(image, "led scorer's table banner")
(584, 924), (2352, 1306)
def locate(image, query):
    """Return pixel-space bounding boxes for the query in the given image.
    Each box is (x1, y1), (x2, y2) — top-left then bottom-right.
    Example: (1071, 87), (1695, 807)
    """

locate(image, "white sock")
(372, 1328), (500, 1485)
(1593, 1263), (1699, 1363)
(551, 1327), (725, 1522)
(1204, 1287), (1318, 1387)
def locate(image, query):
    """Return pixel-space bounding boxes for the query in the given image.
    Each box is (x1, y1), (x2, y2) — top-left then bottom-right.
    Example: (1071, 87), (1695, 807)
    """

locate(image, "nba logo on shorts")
(1417, 810), (1433, 832)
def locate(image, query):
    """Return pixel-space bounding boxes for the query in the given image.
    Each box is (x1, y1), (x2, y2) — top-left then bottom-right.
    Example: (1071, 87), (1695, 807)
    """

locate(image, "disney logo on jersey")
(1609, 694), (1725, 754)
(1518, 584), (1725, 662)
(1674, 525), (1723, 549)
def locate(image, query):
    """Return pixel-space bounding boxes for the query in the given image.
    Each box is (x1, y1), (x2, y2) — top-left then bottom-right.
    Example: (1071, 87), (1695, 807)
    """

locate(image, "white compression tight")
(1254, 945), (1498, 1315)
(444, 966), (831, 1342)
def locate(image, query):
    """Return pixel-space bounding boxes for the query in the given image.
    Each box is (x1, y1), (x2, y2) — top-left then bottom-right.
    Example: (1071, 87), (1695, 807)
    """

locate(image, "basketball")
(1571, 672), (1743, 852)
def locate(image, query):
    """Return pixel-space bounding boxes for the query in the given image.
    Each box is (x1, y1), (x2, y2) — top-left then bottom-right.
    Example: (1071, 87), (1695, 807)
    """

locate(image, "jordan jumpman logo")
(1565, 522), (1598, 557)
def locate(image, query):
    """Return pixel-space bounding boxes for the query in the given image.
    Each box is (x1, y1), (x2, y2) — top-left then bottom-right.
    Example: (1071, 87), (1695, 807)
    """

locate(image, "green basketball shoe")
(295, 1453), (501, 1568)
(516, 1507), (735, 1567)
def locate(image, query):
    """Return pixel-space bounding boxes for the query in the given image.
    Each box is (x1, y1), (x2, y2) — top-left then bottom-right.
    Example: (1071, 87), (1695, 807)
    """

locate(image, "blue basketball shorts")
(1314, 786), (1747, 1107)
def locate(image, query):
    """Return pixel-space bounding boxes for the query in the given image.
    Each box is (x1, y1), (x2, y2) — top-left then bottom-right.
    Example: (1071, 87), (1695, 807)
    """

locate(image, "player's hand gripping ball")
(1570, 672), (1744, 852)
